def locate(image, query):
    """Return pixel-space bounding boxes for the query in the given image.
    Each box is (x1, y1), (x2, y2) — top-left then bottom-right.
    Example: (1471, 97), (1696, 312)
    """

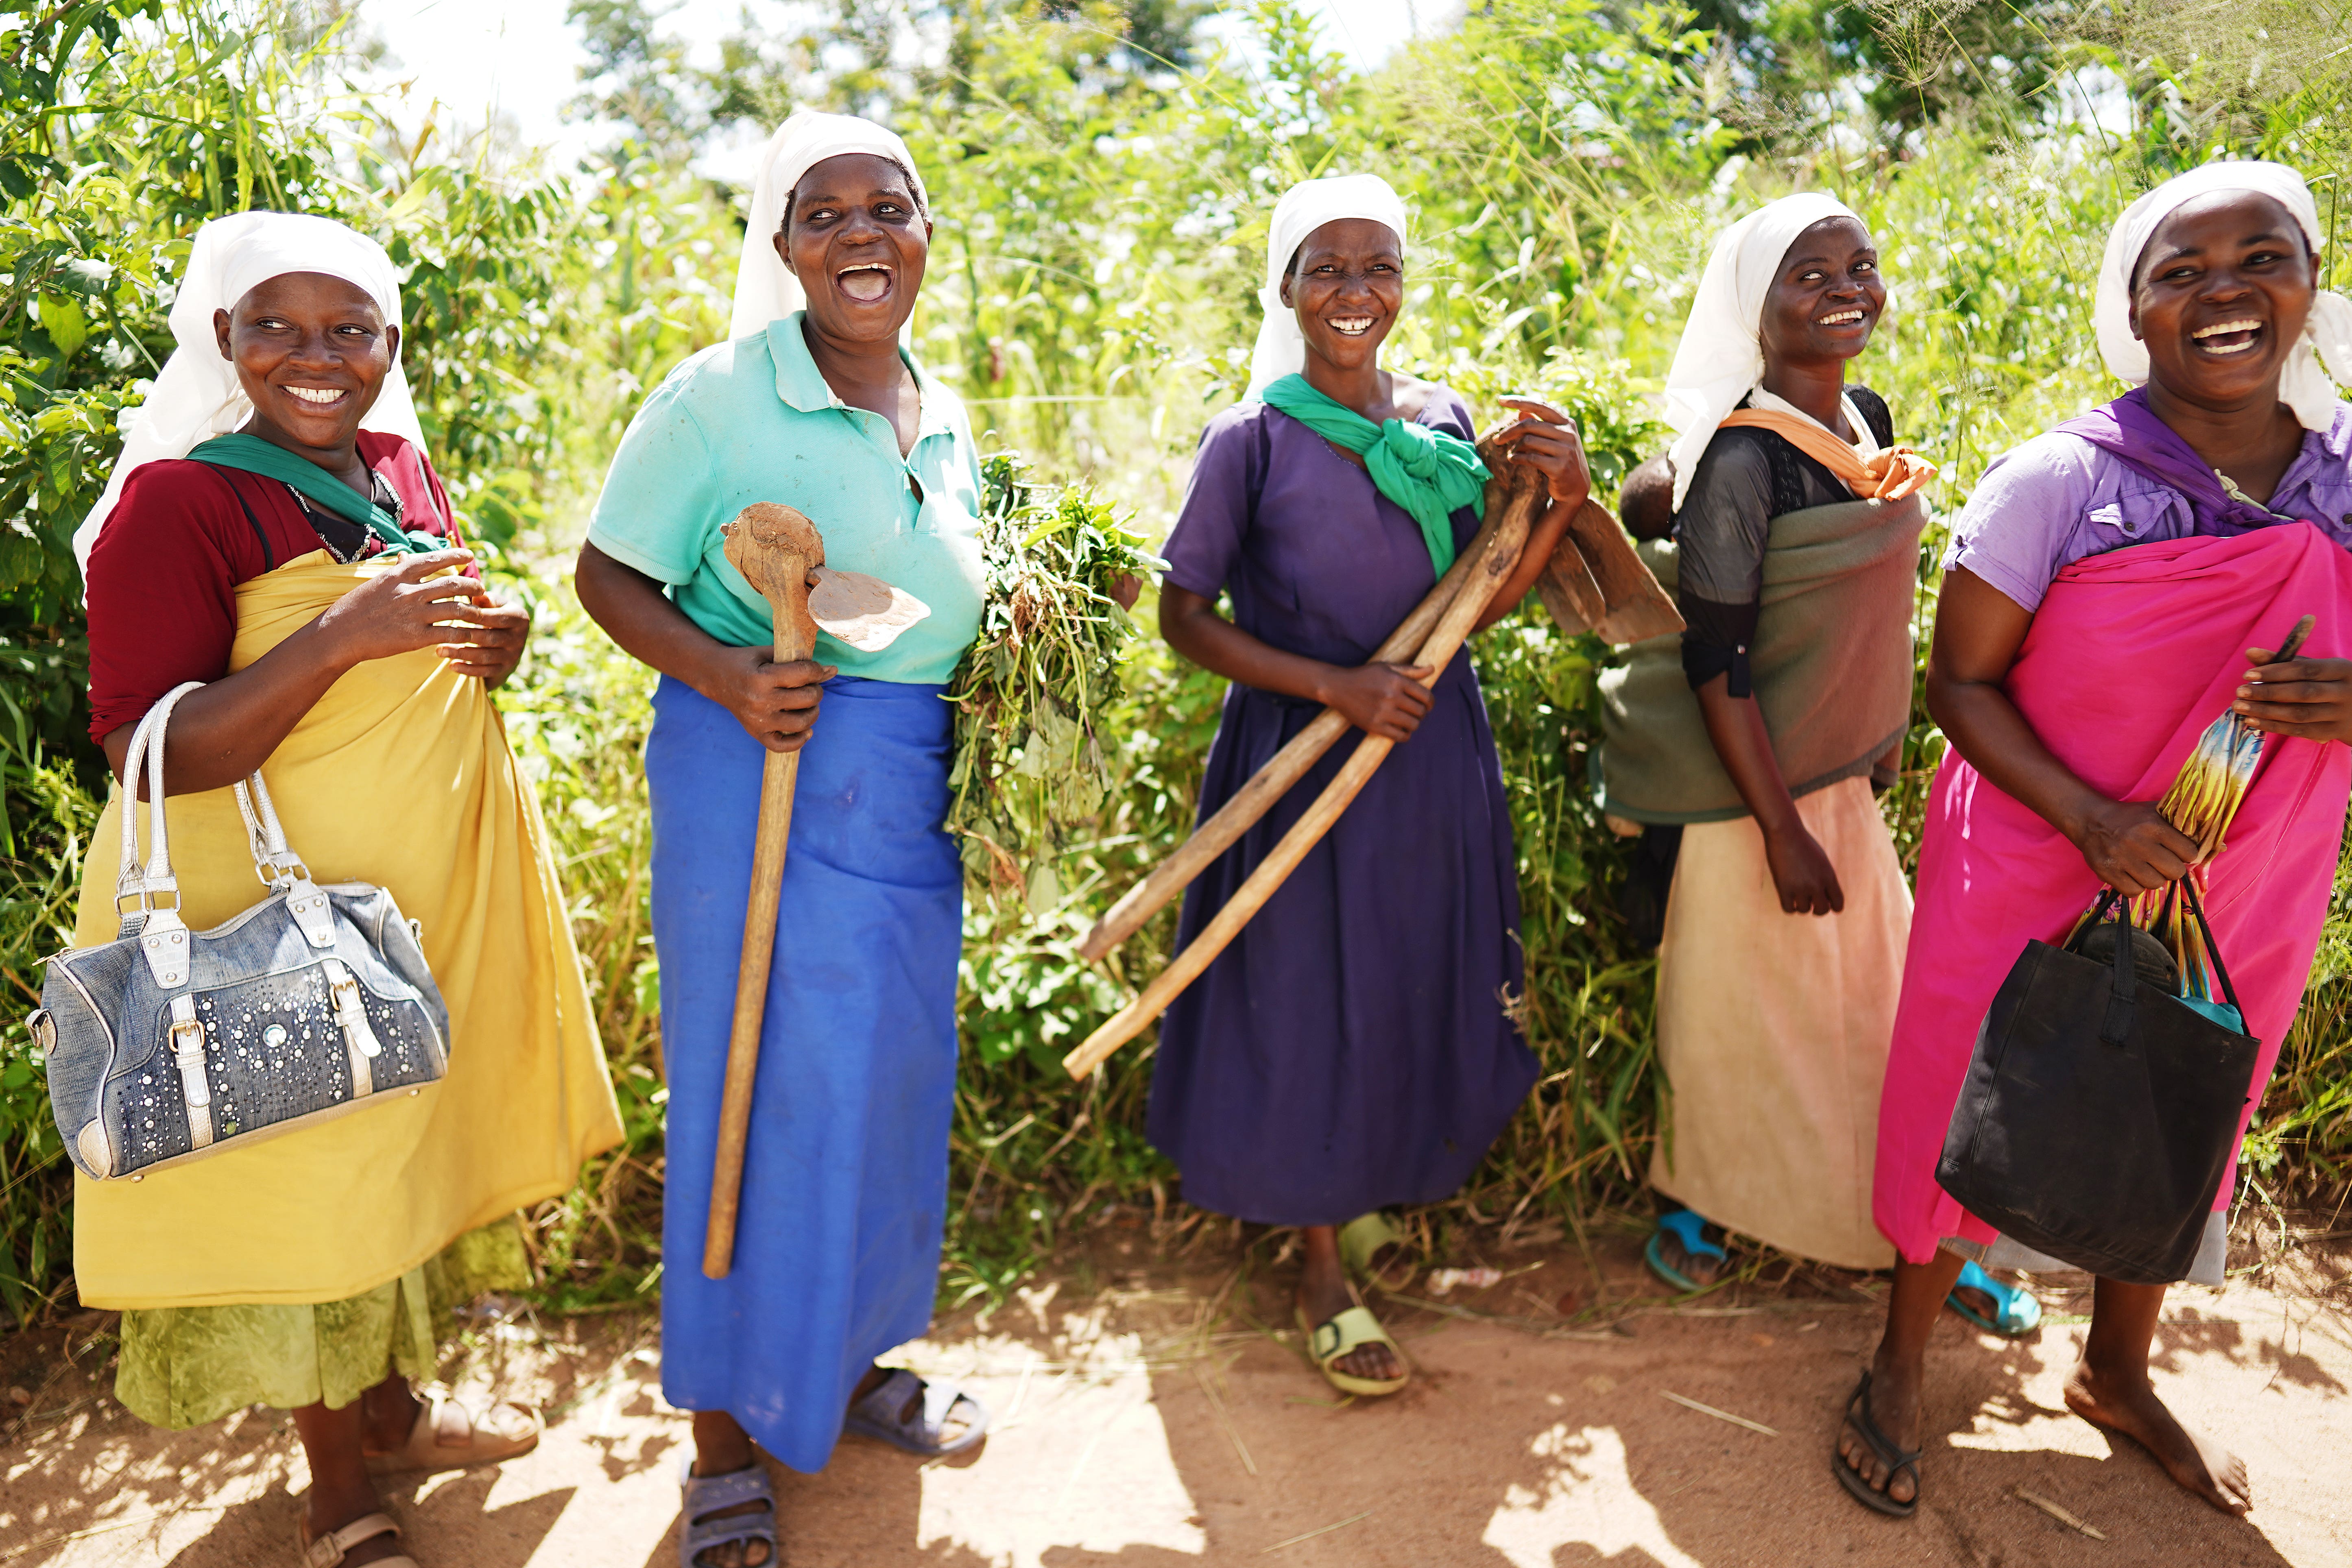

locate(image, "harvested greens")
(945, 453), (1162, 914)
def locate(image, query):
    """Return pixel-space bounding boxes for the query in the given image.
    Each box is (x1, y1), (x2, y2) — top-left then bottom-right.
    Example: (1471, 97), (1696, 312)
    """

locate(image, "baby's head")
(1617, 455), (1675, 541)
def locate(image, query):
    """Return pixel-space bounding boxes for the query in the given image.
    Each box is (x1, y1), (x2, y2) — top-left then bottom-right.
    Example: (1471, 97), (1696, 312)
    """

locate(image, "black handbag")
(1935, 879), (2260, 1285)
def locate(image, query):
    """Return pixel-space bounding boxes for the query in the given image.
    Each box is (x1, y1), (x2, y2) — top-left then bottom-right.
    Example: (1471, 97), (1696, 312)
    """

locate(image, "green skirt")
(113, 1219), (529, 1430)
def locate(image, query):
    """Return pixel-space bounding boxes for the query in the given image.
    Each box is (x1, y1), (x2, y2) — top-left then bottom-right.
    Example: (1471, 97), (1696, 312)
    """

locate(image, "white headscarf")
(74, 211), (423, 571)
(2094, 159), (2352, 431)
(1661, 192), (1863, 512)
(728, 111), (929, 341)
(1244, 174), (1411, 401)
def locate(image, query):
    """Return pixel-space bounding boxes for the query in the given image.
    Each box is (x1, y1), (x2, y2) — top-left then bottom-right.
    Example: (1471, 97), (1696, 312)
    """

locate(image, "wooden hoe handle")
(1074, 501), (1509, 963)
(705, 504), (823, 1279)
(1062, 436), (1547, 1081)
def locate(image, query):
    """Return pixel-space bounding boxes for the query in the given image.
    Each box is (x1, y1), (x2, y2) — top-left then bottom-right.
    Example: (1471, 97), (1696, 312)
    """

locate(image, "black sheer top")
(1673, 386), (1895, 693)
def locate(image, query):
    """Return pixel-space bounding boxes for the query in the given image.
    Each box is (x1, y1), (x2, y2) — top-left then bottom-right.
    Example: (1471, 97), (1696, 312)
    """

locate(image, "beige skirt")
(1649, 775), (1907, 1269)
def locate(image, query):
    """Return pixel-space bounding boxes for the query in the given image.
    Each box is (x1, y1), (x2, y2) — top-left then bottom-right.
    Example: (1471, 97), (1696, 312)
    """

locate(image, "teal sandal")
(1945, 1259), (2041, 1337)
(1645, 1208), (1725, 1291)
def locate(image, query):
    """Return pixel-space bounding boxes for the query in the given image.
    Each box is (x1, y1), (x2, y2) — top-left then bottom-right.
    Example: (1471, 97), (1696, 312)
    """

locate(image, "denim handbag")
(31, 682), (450, 1182)
(1935, 879), (2259, 1285)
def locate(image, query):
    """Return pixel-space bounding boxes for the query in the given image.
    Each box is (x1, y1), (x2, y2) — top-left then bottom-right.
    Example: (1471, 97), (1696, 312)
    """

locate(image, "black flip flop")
(1833, 1370), (1920, 1518)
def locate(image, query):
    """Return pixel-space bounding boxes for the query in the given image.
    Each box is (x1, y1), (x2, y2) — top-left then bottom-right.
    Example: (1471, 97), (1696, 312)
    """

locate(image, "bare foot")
(1299, 1260), (1400, 1385)
(2064, 1362), (2251, 1516)
(1835, 1357), (1923, 1507)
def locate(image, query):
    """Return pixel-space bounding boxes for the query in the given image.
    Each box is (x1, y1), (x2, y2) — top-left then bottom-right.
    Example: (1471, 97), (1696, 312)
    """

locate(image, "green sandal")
(1336, 1212), (1413, 1288)
(1296, 1302), (1410, 1398)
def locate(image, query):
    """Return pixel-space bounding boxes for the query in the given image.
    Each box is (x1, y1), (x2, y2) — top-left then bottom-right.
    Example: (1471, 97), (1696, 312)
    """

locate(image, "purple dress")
(1146, 392), (1536, 1227)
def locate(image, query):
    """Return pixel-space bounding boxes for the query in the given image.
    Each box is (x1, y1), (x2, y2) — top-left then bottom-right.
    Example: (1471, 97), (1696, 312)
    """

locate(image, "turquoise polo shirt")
(586, 314), (985, 685)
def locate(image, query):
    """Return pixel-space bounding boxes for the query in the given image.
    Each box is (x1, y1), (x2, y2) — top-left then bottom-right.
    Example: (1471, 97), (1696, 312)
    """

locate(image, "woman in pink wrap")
(1836, 161), (2352, 1520)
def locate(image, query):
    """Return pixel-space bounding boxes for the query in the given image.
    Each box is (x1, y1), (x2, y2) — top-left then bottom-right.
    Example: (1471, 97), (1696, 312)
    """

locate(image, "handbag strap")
(2088, 887), (2139, 1046)
(232, 769), (308, 888)
(113, 681), (204, 919)
(2178, 875), (2251, 1020)
(114, 682), (320, 921)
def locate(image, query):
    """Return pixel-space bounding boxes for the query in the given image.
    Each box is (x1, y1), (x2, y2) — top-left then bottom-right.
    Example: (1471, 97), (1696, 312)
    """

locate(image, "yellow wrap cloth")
(70, 552), (622, 1309)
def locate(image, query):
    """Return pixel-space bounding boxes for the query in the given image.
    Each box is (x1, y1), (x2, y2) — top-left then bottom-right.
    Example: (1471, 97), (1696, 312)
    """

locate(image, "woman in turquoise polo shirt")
(576, 113), (988, 1568)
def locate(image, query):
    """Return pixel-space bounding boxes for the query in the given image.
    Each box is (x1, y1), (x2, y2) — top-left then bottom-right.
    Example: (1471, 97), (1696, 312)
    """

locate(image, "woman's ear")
(384, 323), (400, 360)
(1279, 273), (1294, 309)
(772, 228), (796, 277)
(2127, 297), (2143, 343)
(213, 306), (233, 360)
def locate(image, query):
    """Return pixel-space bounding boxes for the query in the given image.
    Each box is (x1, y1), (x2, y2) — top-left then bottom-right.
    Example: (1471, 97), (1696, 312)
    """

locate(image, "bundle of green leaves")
(945, 454), (1162, 916)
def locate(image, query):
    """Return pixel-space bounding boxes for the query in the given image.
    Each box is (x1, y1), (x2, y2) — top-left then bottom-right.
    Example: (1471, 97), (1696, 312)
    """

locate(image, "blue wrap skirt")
(647, 674), (961, 1471)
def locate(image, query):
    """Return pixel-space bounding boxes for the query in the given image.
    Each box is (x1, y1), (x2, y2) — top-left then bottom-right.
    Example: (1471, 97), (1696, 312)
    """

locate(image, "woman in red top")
(68, 212), (622, 1568)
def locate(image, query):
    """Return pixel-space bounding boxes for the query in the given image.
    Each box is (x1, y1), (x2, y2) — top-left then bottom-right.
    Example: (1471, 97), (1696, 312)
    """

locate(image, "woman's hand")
(1489, 395), (1592, 509)
(1928, 569), (2204, 894)
(2234, 646), (2352, 741)
(576, 544), (841, 755)
(1110, 573), (1142, 612)
(1763, 820), (1846, 915)
(2071, 798), (2199, 894)
(310, 549), (486, 670)
(103, 547), (497, 798)
(1320, 662), (1434, 741)
(708, 645), (837, 753)
(439, 591), (531, 688)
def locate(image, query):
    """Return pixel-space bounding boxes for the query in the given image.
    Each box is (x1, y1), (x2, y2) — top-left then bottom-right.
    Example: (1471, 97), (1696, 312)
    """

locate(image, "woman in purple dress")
(1147, 174), (1588, 1398)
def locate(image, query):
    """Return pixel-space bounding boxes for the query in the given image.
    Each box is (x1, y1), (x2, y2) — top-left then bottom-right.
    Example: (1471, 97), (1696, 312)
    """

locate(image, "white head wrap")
(728, 111), (929, 341)
(1245, 174), (1411, 401)
(2093, 159), (2352, 431)
(74, 211), (422, 572)
(1661, 192), (1864, 512)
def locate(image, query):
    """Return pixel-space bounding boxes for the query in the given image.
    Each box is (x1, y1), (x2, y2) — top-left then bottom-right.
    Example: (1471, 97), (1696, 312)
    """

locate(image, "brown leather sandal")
(299, 1510), (418, 1568)
(362, 1390), (542, 1476)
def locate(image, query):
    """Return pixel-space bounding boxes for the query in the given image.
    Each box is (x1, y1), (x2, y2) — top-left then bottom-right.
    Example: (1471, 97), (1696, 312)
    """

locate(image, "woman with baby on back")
(1598, 195), (1972, 1326)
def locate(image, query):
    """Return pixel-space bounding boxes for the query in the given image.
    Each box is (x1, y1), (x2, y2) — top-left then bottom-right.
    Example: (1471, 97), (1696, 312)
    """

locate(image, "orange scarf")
(1719, 408), (1938, 502)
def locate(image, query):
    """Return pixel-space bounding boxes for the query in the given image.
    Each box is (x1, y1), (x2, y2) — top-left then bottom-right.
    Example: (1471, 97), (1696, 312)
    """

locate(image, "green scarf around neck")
(1259, 373), (1488, 577)
(188, 433), (443, 556)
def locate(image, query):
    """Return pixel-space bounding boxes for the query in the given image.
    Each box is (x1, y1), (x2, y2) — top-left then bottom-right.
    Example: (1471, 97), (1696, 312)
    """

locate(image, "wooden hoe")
(1063, 415), (1682, 1082)
(704, 503), (929, 1279)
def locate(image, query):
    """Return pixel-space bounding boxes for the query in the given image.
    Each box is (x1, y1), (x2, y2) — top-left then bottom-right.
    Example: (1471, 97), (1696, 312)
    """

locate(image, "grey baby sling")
(33, 681), (449, 1182)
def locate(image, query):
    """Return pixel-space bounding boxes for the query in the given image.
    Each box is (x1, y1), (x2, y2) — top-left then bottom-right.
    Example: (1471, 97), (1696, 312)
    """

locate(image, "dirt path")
(4, 1227), (2348, 1567)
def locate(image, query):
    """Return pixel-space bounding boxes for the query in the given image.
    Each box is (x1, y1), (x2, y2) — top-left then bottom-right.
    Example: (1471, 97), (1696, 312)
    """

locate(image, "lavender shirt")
(1945, 403), (2352, 613)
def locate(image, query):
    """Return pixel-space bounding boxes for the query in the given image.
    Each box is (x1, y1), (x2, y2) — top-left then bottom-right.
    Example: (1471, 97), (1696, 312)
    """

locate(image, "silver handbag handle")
(114, 681), (317, 913)
(233, 768), (310, 888)
(113, 680), (204, 917)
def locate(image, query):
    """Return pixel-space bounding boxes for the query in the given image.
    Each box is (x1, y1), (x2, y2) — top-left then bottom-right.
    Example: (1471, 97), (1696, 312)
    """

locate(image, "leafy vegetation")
(2, 0), (2350, 1319)
(946, 455), (1162, 915)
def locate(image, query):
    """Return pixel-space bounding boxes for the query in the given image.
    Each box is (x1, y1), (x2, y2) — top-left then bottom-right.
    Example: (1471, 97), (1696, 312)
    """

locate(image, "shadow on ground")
(2, 1223), (2346, 1566)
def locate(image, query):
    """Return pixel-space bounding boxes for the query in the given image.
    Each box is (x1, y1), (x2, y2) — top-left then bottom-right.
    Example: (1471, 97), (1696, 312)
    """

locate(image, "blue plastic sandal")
(1945, 1259), (2042, 1337)
(1645, 1208), (1726, 1292)
(842, 1368), (990, 1457)
(678, 1455), (777, 1568)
